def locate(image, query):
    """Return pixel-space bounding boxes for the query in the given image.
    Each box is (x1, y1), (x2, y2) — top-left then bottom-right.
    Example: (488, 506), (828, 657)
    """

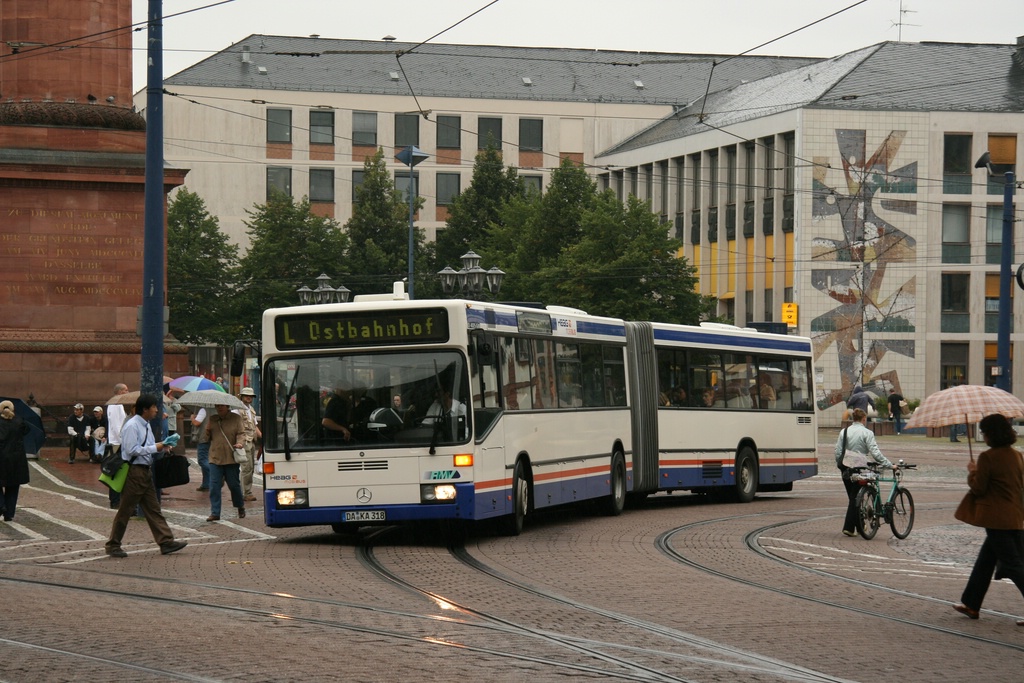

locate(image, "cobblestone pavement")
(1, 434), (1022, 682)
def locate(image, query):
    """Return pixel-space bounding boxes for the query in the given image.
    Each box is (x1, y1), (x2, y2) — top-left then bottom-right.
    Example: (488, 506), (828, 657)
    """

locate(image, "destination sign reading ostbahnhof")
(275, 309), (450, 349)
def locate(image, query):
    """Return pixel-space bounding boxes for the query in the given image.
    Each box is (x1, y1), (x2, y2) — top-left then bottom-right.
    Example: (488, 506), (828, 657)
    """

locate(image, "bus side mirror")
(230, 341), (246, 377)
(475, 334), (494, 364)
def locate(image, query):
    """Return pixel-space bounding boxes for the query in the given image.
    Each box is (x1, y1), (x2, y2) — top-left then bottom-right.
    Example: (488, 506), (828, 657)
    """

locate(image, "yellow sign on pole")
(781, 302), (798, 327)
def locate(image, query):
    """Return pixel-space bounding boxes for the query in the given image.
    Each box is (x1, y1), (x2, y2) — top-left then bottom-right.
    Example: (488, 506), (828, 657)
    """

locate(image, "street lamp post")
(976, 152), (1017, 392)
(395, 145), (429, 300)
(296, 273), (351, 305)
(438, 250), (505, 299)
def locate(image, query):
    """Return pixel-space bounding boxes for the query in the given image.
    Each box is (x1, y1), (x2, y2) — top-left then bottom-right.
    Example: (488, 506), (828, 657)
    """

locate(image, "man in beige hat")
(234, 387), (261, 502)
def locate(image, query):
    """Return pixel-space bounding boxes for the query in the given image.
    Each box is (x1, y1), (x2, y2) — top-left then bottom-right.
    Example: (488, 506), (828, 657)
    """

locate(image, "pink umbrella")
(905, 384), (1024, 460)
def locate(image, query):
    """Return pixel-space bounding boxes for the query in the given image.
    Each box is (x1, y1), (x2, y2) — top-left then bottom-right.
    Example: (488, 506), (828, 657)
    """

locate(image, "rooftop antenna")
(891, 0), (919, 42)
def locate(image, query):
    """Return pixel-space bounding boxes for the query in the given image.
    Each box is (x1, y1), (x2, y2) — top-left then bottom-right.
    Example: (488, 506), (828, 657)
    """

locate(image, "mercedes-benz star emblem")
(356, 488), (372, 503)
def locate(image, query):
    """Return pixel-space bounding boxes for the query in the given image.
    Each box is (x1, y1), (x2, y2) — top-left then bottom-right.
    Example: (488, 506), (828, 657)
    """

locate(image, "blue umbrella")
(0, 396), (45, 456)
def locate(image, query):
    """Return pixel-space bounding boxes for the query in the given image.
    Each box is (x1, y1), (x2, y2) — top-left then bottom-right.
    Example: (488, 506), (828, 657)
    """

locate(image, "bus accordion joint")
(453, 453), (473, 467)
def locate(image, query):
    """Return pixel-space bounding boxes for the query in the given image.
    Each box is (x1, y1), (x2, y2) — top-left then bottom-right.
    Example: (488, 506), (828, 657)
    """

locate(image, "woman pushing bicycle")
(835, 407), (895, 537)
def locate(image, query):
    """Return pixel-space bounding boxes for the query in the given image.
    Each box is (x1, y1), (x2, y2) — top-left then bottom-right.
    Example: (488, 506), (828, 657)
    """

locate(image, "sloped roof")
(164, 35), (819, 106)
(600, 41), (1024, 157)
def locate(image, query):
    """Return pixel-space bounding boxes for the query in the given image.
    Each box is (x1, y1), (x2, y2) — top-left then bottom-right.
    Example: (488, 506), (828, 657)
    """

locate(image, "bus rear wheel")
(602, 452), (626, 516)
(734, 447), (757, 503)
(499, 460), (529, 536)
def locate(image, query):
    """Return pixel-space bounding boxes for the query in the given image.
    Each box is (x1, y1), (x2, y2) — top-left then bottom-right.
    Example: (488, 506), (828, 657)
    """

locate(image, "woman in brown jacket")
(204, 404), (246, 522)
(953, 413), (1024, 624)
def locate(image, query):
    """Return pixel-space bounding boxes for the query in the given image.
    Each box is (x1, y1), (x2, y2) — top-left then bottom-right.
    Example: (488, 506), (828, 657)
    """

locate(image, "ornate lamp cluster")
(296, 273), (351, 305)
(437, 250), (504, 299)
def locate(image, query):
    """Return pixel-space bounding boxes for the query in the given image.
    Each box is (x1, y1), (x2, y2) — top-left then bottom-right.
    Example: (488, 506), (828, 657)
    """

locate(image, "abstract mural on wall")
(810, 129), (917, 410)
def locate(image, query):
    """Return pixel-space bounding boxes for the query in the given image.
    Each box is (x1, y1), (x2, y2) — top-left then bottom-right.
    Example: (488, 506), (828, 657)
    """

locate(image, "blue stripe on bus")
(264, 483), (478, 526)
(466, 307), (626, 340)
(653, 327), (811, 353)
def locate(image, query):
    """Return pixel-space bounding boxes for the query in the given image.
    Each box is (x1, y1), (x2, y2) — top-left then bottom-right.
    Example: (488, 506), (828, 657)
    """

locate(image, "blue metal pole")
(141, 0), (165, 410)
(996, 170), (1015, 392)
(407, 166), (415, 299)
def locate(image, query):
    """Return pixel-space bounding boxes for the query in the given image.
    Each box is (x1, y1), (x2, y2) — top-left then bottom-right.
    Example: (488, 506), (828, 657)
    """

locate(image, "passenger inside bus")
(321, 384), (353, 441)
(701, 387), (716, 408)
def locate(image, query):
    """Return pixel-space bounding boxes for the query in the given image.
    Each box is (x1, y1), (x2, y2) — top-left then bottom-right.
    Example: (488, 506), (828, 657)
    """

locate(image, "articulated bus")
(260, 289), (817, 535)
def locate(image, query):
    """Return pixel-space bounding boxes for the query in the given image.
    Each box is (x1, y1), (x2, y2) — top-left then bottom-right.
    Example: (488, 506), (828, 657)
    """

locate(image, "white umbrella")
(176, 389), (245, 410)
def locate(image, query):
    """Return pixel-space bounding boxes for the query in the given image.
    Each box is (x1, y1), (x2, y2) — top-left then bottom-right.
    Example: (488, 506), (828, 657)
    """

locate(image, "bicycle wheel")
(855, 487), (879, 540)
(888, 487), (915, 539)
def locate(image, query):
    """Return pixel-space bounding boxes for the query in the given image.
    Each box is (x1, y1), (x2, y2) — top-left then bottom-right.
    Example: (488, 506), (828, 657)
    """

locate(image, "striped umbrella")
(169, 376), (226, 393)
(905, 384), (1024, 459)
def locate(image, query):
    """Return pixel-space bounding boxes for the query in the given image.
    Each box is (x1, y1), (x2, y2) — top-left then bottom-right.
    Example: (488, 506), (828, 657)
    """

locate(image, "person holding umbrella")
(204, 402), (246, 521)
(952, 413), (1024, 623)
(0, 400), (31, 522)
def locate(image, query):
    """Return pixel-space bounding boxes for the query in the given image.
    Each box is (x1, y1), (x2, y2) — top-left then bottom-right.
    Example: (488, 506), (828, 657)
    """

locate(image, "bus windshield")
(264, 350), (471, 451)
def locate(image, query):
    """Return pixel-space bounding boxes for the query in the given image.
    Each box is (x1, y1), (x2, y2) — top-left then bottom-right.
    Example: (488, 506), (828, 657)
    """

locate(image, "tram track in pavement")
(354, 529), (857, 683)
(0, 557), (657, 682)
(655, 510), (1024, 654)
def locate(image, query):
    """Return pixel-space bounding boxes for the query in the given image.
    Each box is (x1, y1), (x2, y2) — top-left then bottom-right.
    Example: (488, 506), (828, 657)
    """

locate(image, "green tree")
(234, 191), (350, 338)
(490, 162), (711, 323)
(166, 187), (239, 344)
(345, 148), (427, 296)
(489, 158), (599, 302)
(433, 145), (523, 275)
(537, 193), (712, 324)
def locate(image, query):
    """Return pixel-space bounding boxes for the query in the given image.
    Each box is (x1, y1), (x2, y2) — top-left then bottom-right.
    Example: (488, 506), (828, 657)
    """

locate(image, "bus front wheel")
(500, 460), (529, 536)
(734, 447), (757, 503)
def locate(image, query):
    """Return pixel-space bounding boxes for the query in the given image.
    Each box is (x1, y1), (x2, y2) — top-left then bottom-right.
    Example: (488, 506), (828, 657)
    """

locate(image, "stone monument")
(0, 0), (189, 419)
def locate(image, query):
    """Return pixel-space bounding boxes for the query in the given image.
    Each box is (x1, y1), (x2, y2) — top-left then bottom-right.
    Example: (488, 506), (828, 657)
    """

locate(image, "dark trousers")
(208, 461), (243, 516)
(106, 464), (175, 551)
(961, 528), (1024, 611)
(839, 466), (860, 533)
(1, 483), (20, 520)
(69, 436), (88, 462)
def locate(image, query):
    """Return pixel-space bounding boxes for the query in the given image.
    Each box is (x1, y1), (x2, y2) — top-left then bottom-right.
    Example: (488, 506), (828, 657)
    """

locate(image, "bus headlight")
(421, 484), (457, 502)
(276, 489), (309, 507)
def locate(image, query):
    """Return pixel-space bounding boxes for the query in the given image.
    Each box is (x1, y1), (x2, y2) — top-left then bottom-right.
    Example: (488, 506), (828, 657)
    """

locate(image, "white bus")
(260, 291), (816, 535)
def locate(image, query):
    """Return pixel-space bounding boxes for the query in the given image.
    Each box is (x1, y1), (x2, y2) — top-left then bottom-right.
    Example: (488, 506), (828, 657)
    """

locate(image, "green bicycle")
(853, 460), (917, 540)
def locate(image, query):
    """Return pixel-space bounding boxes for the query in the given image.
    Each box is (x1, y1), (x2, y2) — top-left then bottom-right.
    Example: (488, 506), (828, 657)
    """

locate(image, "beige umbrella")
(106, 391), (171, 406)
(905, 384), (1024, 460)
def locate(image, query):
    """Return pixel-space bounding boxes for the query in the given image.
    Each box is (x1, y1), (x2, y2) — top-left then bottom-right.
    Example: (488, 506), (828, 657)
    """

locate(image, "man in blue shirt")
(104, 394), (187, 558)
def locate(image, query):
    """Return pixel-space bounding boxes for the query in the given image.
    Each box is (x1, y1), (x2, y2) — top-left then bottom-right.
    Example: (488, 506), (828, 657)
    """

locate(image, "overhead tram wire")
(393, 0), (503, 121)
(0, 0), (240, 68)
(158, 86), (1009, 237)
(697, 0), (870, 122)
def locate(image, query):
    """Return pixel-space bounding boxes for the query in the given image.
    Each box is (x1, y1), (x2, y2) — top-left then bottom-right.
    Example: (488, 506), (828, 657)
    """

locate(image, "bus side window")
(499, 336), (529, 410)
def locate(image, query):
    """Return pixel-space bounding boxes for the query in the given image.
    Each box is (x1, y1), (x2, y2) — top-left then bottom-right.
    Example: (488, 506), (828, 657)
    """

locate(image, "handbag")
(839, 427), (869, 468)
(218, 422), (248, 465)
(954, 491), (980, 526)
(98, 462), (130, 493)
(154, 454), (190, 488)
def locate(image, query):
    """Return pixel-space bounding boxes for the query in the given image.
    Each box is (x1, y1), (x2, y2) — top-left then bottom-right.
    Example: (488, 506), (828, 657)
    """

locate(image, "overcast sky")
(131, 0), (1015, 90)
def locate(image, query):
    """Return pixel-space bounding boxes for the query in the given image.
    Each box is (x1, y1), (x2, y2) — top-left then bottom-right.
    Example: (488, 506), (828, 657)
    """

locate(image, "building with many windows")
(149, 35), (816, 247)
(595, 39), (1024, 423)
